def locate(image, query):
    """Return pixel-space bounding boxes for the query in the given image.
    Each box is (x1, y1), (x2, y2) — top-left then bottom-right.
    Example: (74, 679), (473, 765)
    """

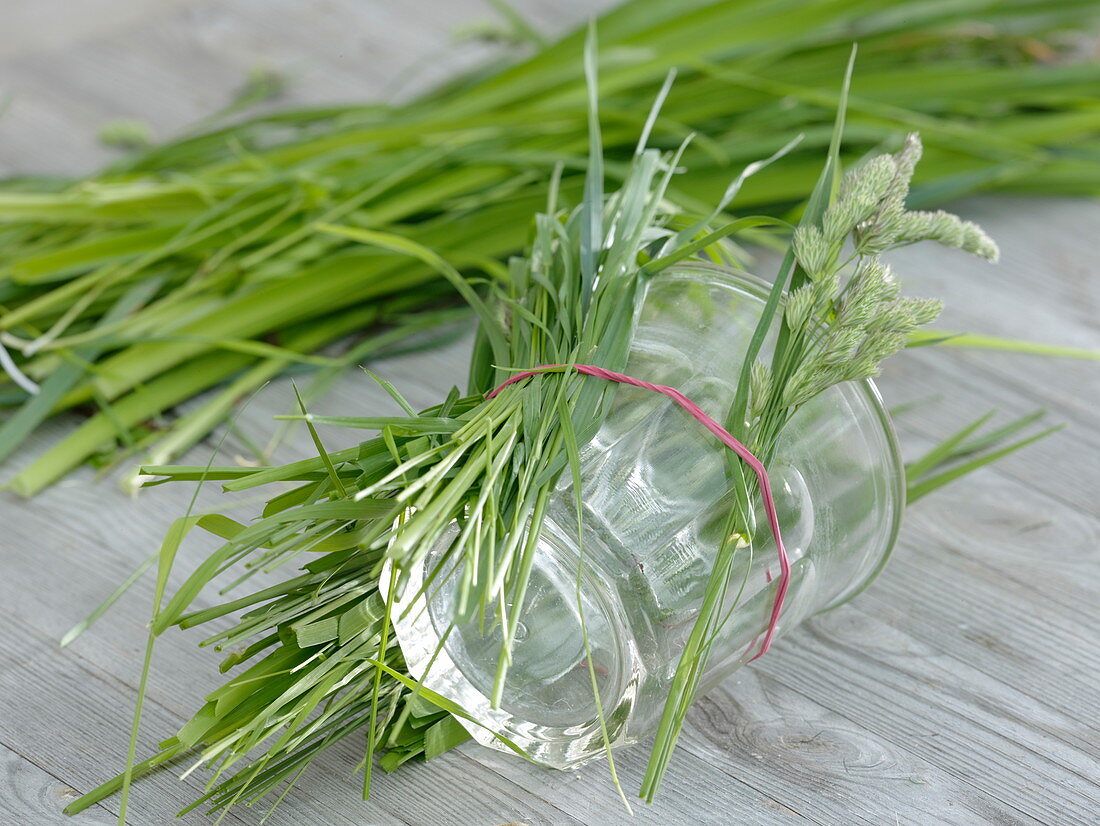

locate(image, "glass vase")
(390, 262), (905, 768)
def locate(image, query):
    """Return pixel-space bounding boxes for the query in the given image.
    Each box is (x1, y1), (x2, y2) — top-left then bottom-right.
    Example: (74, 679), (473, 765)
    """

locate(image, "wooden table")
(2, 3), (1098, 824)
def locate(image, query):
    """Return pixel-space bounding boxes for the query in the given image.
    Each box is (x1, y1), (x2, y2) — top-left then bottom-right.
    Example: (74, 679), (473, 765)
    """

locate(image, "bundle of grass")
(2, 0), (1097, 493)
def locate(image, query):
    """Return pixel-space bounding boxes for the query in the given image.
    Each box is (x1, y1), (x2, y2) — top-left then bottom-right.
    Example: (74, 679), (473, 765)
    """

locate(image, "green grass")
(2, 0), (1098, 491)
(63, 24), (1074, 820)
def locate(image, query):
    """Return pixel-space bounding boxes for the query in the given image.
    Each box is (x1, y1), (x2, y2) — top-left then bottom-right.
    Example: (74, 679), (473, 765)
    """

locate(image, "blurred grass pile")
(1, 0), (1098, 495)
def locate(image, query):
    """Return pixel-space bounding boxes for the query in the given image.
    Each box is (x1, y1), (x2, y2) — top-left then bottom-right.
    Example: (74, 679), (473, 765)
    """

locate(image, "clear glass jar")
(390, 262), (905, 768)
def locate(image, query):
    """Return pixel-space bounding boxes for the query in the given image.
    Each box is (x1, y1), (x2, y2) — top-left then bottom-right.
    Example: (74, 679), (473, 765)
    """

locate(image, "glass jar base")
(387, 521), (640, 768)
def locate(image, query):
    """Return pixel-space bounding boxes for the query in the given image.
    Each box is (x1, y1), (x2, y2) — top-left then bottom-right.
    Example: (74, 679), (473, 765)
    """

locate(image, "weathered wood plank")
(683, 671), (1046, 826)
(0, 0), (597, 175)
(0, 743), (115, 826)
(757, 608), (1100, 826)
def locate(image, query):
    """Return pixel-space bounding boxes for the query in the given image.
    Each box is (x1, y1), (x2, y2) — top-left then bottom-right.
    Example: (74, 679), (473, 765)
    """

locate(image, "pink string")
(487, 363), (790, 661)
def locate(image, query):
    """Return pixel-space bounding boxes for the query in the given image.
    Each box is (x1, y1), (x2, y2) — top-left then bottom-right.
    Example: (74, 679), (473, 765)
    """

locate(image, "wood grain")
(0, 744), (114, 826)
(1, 2), (1098, 825)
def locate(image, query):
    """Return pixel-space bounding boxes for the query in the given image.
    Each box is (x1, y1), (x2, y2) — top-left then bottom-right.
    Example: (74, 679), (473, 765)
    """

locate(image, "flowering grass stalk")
(642, 117), (1006, 801)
